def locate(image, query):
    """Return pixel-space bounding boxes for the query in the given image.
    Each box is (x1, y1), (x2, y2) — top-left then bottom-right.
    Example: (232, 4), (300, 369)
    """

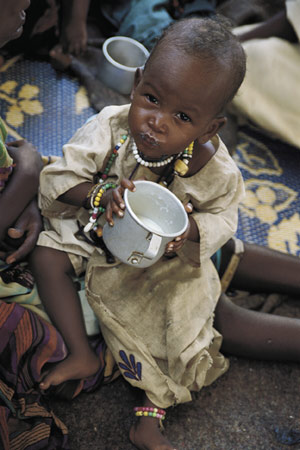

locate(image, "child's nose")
(148, 113), (168, 134)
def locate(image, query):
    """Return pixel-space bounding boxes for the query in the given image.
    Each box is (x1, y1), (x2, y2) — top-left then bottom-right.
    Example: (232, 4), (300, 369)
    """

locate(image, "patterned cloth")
(0, 263), (118, 449)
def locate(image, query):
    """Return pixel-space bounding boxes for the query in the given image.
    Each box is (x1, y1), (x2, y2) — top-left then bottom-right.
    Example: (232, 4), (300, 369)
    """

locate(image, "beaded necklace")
(84, 133), (194, 234)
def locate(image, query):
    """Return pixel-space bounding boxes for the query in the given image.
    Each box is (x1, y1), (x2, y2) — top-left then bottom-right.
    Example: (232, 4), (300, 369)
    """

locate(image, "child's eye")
(145, 94), (158, 104)
(177, 112), (191, 122)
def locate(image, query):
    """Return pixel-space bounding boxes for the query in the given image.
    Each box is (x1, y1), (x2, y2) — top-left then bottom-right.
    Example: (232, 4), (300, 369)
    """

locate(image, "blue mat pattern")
(1, 57), (299, 256)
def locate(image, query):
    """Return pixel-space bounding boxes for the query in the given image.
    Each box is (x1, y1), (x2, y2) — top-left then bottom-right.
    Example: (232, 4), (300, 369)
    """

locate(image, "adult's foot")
(129, 417), (177, 450)
(39, 350), (100, 390)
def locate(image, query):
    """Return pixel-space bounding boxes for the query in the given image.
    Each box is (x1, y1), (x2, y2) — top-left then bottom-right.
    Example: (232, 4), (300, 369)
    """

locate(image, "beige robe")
(231, 0), (300, 149)
(38, 104), (245, 408)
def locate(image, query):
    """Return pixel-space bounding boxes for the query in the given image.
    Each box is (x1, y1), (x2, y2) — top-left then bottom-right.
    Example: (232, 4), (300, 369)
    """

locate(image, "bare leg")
(30, 246), (100, 389)
(214, 293), (300, 360)
(220, 239), (300, 296)
(129, 395), (176, 450)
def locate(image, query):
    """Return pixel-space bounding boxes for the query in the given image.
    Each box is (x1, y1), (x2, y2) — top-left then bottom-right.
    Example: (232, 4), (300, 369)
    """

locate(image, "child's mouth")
(140, 133), (160, 148)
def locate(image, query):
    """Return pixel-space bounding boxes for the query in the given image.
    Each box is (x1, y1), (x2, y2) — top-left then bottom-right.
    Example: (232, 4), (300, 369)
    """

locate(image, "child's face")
(128, 46), (226, 160)
(0, 0), (30, 48)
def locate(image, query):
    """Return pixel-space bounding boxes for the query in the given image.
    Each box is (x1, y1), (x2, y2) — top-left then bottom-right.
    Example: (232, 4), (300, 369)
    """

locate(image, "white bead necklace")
(131, 140), (175, 168)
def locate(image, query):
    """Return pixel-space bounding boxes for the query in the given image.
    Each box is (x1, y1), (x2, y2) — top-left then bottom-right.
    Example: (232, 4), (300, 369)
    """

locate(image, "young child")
(31, 16), (246, 449)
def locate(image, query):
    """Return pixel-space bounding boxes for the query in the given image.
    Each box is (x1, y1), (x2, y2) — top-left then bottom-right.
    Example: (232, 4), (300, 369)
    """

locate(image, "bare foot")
(49, 45), (73, 71)
(39, 350), (100, 390)
(129, 416), (177, 450)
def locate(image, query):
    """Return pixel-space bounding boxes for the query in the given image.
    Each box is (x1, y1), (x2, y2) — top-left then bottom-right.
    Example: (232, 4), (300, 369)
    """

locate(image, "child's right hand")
(103, 178), (136, 227)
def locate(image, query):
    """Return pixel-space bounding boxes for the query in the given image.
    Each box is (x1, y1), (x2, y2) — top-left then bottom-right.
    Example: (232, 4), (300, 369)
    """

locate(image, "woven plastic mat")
(1, 57), (299, 256)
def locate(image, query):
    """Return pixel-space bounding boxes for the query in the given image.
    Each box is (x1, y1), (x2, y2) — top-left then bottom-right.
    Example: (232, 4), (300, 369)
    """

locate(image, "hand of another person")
(61, 20), (88, 55)
(0, 140), (42, 241)
(6, 139), (43, 177)
(103, 179), (136, 227)
(0, 199), (42, 264)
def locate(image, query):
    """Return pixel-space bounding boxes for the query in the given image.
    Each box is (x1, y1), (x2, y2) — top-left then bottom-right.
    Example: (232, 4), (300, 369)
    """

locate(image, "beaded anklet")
(134, 407), (166, 429)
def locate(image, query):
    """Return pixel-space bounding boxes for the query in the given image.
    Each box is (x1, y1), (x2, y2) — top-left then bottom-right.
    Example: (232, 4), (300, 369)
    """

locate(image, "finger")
(173, 239), (186, 251)
(111, 200), (124, 218)
(6, 219), (40, 264)
(112, 188), (125, 210)
(184, 202), (193, 214)
(7, 227), (24, 239)
(120, 178), (136, 192)
(105, 202), (114, 227)
(5, 231), (37, 264)
(6, 139), (27, 149)
(165, 241), (175, 253)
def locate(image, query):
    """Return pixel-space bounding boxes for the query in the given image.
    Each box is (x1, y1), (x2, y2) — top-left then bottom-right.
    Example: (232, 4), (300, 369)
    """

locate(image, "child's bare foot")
(39, 350), (100, 390)
(129, 417), (177, 450)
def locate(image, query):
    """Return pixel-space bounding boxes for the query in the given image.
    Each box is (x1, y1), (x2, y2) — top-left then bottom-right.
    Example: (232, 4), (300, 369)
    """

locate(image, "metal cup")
(98, 36), (150, 95)
(102, 180), (188, 268)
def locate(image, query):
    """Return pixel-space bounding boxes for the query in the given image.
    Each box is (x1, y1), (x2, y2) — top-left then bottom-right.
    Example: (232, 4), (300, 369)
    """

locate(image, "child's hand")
(61, 20), (88, 55)
(103, 179), (136, 227)
(165, 202), (193, 254)
(165, 224), (191, 254)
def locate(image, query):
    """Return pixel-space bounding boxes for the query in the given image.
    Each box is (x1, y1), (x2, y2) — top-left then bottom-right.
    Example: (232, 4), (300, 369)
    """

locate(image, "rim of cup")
(102, 36), (150, 72)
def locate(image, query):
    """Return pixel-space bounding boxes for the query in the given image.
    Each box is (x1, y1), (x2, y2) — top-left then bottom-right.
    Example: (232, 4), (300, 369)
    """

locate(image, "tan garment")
(38, 104), (245, 408)
(231, 0), (300, 149)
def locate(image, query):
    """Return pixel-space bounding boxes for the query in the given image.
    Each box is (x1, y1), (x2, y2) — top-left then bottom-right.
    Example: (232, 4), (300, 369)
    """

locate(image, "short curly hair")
(145, 16), (246, 114)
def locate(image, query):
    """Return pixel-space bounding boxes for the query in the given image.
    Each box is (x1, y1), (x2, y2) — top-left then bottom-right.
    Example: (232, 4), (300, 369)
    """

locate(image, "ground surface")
(51, 297), (300, 450)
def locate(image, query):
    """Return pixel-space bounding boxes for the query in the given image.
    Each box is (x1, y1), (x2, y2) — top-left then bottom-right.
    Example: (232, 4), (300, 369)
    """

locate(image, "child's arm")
(0, 140), (42, 241)
(238, 9), (298, 43)
(60, 0), (91, 55)
(57, 181), (94, 207)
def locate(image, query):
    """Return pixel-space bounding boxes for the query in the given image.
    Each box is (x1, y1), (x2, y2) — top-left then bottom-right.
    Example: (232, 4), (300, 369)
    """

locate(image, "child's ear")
(130, 68), (143, 100)
(198, 116), (227, 144)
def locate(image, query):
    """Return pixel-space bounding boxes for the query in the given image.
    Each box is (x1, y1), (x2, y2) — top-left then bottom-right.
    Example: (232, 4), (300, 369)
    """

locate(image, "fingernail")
(118, 211), (124, 217)
(175, 237), (181, 241)
(120, 203), (125, 209)
(109, 221), (114, 227)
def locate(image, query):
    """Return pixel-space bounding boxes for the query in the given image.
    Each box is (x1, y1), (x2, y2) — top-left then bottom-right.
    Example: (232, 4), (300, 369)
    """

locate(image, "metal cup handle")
(144, 233), (162, 260)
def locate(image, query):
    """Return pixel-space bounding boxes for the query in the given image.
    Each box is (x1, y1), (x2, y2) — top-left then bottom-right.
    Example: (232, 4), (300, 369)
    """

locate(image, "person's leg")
(220, 239), (300, 296)
(214, 293), (300, 360)
(130, 394), (176, 450)
(30, 246), (100, 388)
